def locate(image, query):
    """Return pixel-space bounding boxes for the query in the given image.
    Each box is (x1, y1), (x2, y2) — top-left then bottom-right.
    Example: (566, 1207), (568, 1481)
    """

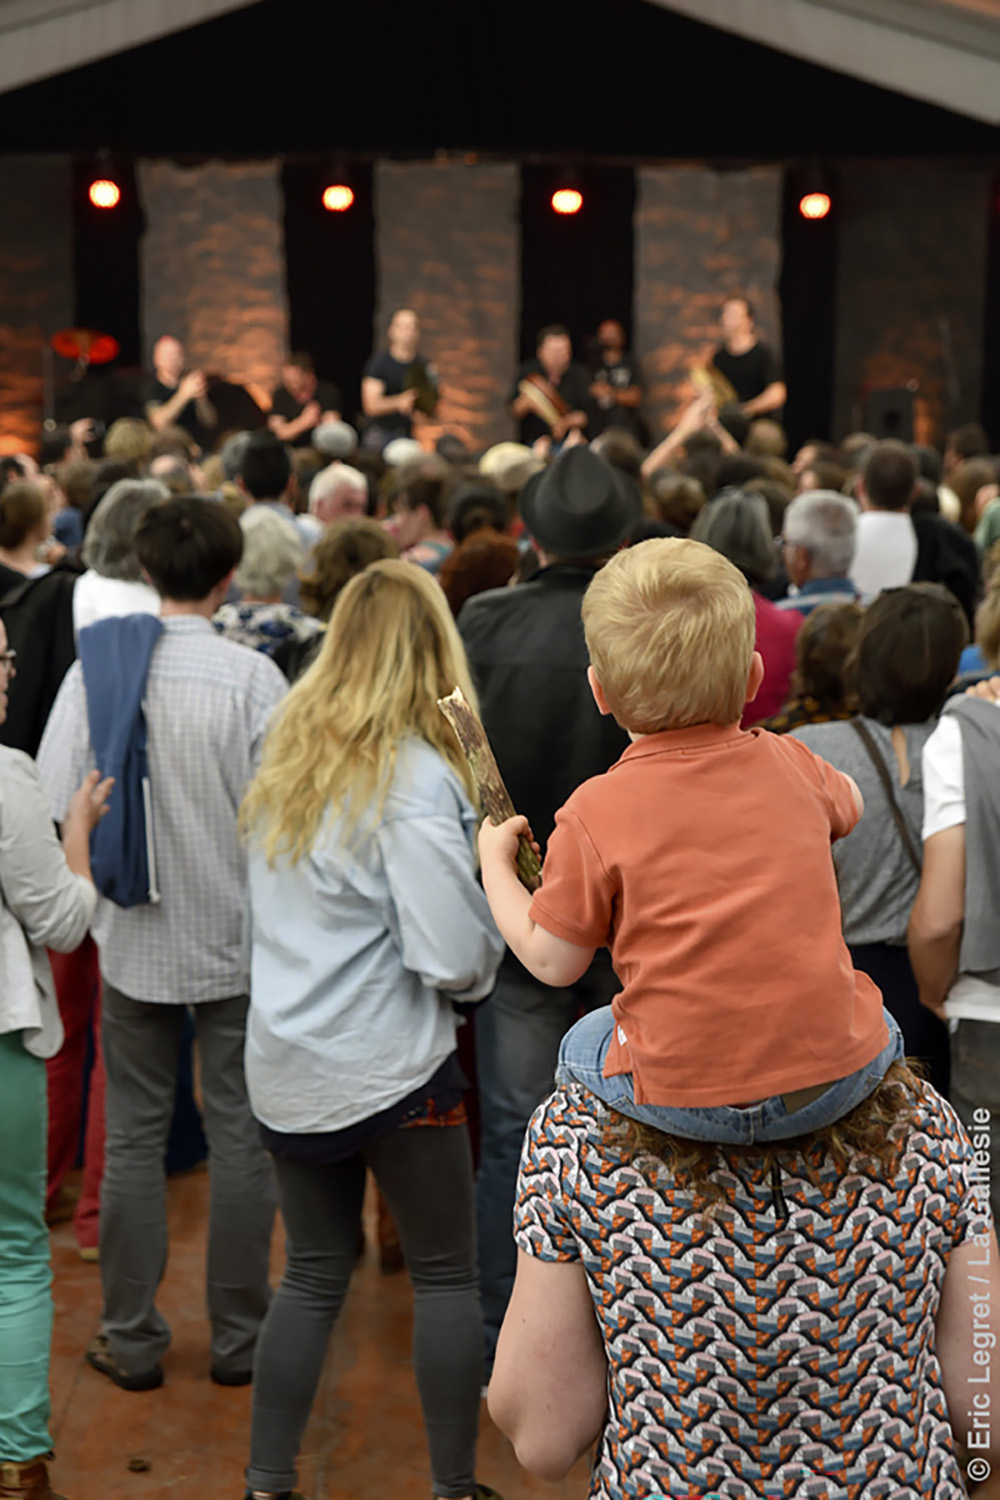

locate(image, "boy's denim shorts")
(555, 1005), (905, 1146)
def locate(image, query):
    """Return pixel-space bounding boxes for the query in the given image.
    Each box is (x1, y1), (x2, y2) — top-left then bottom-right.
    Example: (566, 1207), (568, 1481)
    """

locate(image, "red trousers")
(46, 936), (104, 1250)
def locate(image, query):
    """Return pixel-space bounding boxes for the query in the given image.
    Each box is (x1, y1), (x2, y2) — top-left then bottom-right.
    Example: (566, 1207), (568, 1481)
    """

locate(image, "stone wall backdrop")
(374, 161), (519, 452)
(832, 165), (991, 446)
(0, 155), (73, 455)
(138, 159), (288, 408)
(634, 167), (783, 438)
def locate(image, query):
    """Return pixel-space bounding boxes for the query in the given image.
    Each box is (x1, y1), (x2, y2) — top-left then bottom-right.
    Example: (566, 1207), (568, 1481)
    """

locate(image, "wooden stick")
(438, 686), (542, 892)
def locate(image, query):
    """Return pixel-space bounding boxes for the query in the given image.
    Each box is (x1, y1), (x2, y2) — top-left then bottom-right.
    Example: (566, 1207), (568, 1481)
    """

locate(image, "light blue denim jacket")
(245, 737), (503, 1133)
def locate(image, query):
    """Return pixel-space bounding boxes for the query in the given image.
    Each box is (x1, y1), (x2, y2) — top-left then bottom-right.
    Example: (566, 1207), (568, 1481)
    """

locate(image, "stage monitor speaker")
(864, 386), (915, 442)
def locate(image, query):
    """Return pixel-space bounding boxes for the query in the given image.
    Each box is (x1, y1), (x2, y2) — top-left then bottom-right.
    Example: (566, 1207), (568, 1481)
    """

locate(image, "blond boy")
(479, 538), (899, 1143)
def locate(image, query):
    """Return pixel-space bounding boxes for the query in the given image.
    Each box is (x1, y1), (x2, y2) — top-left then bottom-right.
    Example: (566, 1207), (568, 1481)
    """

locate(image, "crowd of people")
(1, 303), (999, 1500)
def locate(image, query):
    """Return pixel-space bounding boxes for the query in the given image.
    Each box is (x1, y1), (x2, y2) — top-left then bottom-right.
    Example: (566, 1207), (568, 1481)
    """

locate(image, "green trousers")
(0, 1030), (53, 1461)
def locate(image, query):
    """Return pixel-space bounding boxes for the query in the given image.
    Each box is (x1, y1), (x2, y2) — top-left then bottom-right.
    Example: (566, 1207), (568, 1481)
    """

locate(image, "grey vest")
(944, 696), (1000, 983)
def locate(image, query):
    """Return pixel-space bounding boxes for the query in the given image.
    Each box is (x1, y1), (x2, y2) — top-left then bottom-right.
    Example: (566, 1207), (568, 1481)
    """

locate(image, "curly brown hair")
(789, 600), (864, 710)
(604, 1060), (923, 1226)
(298, 518), (400, 621)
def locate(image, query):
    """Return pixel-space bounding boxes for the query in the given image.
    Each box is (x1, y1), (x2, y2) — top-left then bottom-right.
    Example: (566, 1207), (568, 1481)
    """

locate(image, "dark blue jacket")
(77, 613), (163, 908)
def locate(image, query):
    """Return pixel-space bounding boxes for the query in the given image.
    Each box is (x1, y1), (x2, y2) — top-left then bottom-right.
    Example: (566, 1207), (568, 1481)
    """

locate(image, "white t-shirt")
(72, 571), (160, 638)
(849, 510), (918, 601)
(922, 707), (1000, 1021)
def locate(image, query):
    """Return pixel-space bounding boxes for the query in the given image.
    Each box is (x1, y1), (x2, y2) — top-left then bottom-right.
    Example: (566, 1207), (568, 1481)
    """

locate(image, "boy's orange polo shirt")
(527, 723), (887, 1107)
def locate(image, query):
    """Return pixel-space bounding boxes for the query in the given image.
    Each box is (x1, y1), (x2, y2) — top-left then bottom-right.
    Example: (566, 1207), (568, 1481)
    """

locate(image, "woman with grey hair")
(213, 505), (322, 664)
(691, 487), (803, 723)
(72, 478), (167, 636)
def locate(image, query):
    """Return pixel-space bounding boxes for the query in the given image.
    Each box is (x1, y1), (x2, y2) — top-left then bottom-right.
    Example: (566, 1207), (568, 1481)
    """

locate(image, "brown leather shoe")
(0, 1456), (68, 1499)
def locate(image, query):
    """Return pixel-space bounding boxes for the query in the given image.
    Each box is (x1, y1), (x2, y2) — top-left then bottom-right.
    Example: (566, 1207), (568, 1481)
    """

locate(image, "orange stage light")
(551, 188), (583, 215)
(799, 191), (831, 220)
(88, 178), (121, 209)
(322, 184), (355, 212)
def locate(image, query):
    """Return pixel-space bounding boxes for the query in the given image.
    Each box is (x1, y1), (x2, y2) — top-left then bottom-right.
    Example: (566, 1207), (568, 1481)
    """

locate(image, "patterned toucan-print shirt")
(515, 1082), (986, 1500)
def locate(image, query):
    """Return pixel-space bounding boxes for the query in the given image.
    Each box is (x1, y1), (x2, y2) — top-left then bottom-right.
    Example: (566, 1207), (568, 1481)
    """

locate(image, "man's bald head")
(153, 336), (185, 380)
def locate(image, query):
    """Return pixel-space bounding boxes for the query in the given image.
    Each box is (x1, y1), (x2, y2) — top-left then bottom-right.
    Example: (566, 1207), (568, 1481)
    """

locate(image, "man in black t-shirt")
(361, 309), (439, 450)
(268, 353), (341, 448)
(145, 336), (218, 451)
(711, 296), (786, 419)
(588, 319), (645, 441)
(509, 325), (591, 448)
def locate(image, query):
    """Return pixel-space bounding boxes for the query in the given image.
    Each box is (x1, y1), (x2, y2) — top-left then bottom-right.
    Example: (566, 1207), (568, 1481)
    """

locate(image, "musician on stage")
(268, 353), (342, 448)
(509, 325), (591, 448)
(588, 319), (644, 441)
(711, 295), (786, 418)
(361, 308), (439, 451)
(145, 335), (218, 450)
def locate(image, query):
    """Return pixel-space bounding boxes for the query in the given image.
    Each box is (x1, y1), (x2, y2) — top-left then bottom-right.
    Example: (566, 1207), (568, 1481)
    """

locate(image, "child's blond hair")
(581, 538), (756, 733)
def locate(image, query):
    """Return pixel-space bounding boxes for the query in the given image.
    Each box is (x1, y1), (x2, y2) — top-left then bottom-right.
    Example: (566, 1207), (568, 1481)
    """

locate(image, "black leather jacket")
(458, 564), (630, 852)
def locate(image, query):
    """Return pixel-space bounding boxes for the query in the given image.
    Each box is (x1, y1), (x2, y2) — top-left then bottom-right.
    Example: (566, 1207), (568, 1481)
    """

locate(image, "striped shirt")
(37, 615), (287, 1004)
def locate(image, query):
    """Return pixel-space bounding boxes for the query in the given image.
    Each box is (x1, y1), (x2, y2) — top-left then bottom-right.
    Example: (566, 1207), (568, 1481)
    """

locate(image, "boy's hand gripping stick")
(437, 686), (542, 893)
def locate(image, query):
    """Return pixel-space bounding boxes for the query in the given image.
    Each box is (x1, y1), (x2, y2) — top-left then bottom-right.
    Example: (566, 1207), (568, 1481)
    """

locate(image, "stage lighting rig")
(799, 191), (832, 220)
(88, 177), (121, 209)
(322, 183), (355, 212)
(552, 187), (583, 215)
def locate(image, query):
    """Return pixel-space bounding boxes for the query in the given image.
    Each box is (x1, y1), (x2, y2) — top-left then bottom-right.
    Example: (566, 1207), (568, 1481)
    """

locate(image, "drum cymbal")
(51, 328), (119, 365)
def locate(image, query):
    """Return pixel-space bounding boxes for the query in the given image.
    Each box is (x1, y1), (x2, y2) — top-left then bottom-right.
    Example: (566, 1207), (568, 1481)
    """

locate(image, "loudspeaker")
(864, 386), (915, 442)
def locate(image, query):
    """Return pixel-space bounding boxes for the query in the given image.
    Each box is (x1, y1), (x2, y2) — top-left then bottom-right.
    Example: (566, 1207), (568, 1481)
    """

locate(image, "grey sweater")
(945, 696), (1000, 982)
(791, 718), (934, 947)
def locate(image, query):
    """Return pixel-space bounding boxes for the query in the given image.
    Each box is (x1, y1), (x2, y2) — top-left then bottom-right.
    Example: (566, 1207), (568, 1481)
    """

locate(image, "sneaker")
(210, 1364), (253, 1388)
(240, 1491), (307, 1499)
(85, 1334), (163, 1393)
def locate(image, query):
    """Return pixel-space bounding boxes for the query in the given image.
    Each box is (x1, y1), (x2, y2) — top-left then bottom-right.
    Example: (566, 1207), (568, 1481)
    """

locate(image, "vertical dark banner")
(139, 159), (287, 406)
(374, 160), (519, 451)
(830, 164), (990, 446)
(634, 166), (783, 439)
(72, 157), (143, 368)
(281, 160), (375, 427)
(0, 154), (73, 452)
(779, 166), (839, 451)
(981, 172), (1000, 448)
(519, 164), (635, 366)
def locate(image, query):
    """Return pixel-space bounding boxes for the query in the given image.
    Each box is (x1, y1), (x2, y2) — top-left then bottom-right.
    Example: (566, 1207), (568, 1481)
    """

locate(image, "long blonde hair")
(242, 560), (480, 865)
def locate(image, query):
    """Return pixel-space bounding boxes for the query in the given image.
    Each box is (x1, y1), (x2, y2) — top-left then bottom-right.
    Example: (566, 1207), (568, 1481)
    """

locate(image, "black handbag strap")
(850, 719), (922, 876)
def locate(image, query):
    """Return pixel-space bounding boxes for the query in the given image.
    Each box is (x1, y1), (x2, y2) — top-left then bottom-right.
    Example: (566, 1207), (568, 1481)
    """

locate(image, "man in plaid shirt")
(39, 497), (287, 1392)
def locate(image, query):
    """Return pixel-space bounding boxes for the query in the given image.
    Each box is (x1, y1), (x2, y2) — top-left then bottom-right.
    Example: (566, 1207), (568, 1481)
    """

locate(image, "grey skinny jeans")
(247, 1120), (483, 1498)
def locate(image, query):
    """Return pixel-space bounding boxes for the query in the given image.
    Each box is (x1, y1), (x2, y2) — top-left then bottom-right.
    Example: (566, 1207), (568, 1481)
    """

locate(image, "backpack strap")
(850, 719), (922, 876)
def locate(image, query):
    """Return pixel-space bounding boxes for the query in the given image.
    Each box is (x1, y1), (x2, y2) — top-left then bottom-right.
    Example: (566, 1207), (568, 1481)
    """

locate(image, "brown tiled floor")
(48, 1170), (589, 1500)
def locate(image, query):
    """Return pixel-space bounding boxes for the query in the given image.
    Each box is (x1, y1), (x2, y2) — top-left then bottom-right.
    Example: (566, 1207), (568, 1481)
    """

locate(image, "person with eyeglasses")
(0, 615), (114, 1500)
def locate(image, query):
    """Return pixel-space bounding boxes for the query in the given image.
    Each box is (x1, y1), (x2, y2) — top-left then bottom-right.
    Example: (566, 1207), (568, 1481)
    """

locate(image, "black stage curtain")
(281, 160), (375, 428)
(779, 166), (839, 451)
(981, 171), (1000, 448)
(72, 156), (143, 370)
(519, 164), (635, 368)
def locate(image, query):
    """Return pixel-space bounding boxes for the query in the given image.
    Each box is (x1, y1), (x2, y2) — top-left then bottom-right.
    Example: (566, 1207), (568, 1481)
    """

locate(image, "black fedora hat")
(519, 446), (642, 560)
